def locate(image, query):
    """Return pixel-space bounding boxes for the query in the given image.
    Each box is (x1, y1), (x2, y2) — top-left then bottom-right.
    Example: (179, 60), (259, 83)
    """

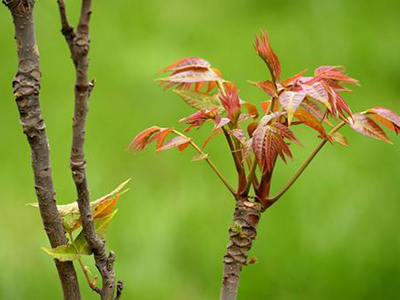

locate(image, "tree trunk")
(220, 200), (261, 300)
(3, 0), (81, 299)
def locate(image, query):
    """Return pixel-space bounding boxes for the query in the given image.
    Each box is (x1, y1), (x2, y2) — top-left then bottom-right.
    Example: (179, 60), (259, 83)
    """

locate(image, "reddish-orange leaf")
(178, 142), (190, 152)
(367, 107), (400, 134)
(158, 69), (220, 86)
(281, 69), (308, 87)
(93, 195), (118, 219)
(161, 57), (211, 73)
(159, 136), (191, 151)
(249, 80), (277, 97)
(301, 82), (331, 110)
(130, 126), (161, 151)
(261, 101), (271, 113)
(294, 109), (330, 140)
(219, 84), (241, 122)
(252, 117), (300, 173)
(254, 30), (281, 81)
(213, 117), (231, 130)
(315, 66), (360, 86)
(300, 98), (329, 123)
(247, 122), (258, 137)
(72, 195), (119, 231)
(242, 102), (259, 119)
(348, 114), (392, 144)
(179, 109), (218, 132)
(202, 130), (222, 149)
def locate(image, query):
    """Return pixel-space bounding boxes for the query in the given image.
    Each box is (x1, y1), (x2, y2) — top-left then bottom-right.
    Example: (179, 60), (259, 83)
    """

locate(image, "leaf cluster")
(131, 30), (399, 206)
(29, 180), (130, 262)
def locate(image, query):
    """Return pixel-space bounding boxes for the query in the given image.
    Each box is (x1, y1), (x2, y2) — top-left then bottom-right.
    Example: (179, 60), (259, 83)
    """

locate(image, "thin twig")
(173, 130), (236, 195)
(57, 0), (118, 298)
(68, 231), (101, 294)
(267, 121), (347, 204)
(4, 1), (82, 299)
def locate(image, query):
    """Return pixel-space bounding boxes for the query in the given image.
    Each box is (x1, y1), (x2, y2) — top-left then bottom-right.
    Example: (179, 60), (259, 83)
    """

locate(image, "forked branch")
(57, 0), (121, 298)
(266, 121), (347, 205)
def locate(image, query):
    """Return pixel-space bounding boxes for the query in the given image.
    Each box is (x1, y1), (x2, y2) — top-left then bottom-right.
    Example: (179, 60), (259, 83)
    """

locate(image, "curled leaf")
(315, 66), (360, 86)
(254, 30), (281, 81)
(219, 84), (241, 122)
(129, 126), (161, 151)
(281, 69), (308, 87)
(161, 57), (211, 73)
(159, 136), (191, 151)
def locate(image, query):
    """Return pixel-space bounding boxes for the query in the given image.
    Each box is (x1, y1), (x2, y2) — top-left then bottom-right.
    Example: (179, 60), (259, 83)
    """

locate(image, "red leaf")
(252, 118), (300, 173)
(179, 109), (218, 132)
(294, 109), (330, 140)
(242, 102), (259, 119)
(249, 80), (277, 97)
(348, 114), (392, 143)
(213, 117), (231, 130)
(159, 136), (192, 151)
(247, 122), (258, 137)
(219, 84), (241, 122)
(148, 128), (173, 150)
(254, 30), (281, 81)
(178, 141), (190, 152)
(367, 107), (400, 134)
(301, 82), (331, 110)
(202, 130), (222, 149)
(130, 126), (161, 151)
(315, 66), (360, 86)
(261, 101), (271, 113)
(161, 57), (211, 73)
(158, 69), (221, 91)
(281, 69), (308, 87)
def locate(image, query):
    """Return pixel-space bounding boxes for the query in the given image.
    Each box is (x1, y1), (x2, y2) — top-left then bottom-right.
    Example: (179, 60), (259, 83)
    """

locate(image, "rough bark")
(220, 200), (262, 300)
(3, 1), (82, 299)
(57, 1), (119, 298)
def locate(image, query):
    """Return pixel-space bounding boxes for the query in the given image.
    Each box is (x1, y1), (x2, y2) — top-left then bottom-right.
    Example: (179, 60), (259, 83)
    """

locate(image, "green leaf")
(42, 244), (79, 262)
(74, 209), (119, 255)
(27, 179), (130, 217)
(173, 89), (222, 111)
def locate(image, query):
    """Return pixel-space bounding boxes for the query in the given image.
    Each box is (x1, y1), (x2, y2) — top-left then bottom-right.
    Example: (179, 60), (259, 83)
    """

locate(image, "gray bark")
(3, 1), (82, 299)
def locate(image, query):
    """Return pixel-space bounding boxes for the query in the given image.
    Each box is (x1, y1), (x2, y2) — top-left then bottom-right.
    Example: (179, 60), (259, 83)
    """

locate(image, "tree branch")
(173, 130), (236, 196)
(222, 128), (246, 193)
(265, 121), (347, 207)
(57, 0), (118, 298)
(3, 0), (82, 299)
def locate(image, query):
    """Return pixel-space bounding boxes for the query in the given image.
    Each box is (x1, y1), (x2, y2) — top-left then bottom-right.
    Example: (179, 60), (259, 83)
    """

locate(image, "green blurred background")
(1, 0), (399, 299)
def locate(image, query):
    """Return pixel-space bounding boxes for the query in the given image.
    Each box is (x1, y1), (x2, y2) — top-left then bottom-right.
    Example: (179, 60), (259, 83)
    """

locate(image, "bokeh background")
(1, 0), (399, 299)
